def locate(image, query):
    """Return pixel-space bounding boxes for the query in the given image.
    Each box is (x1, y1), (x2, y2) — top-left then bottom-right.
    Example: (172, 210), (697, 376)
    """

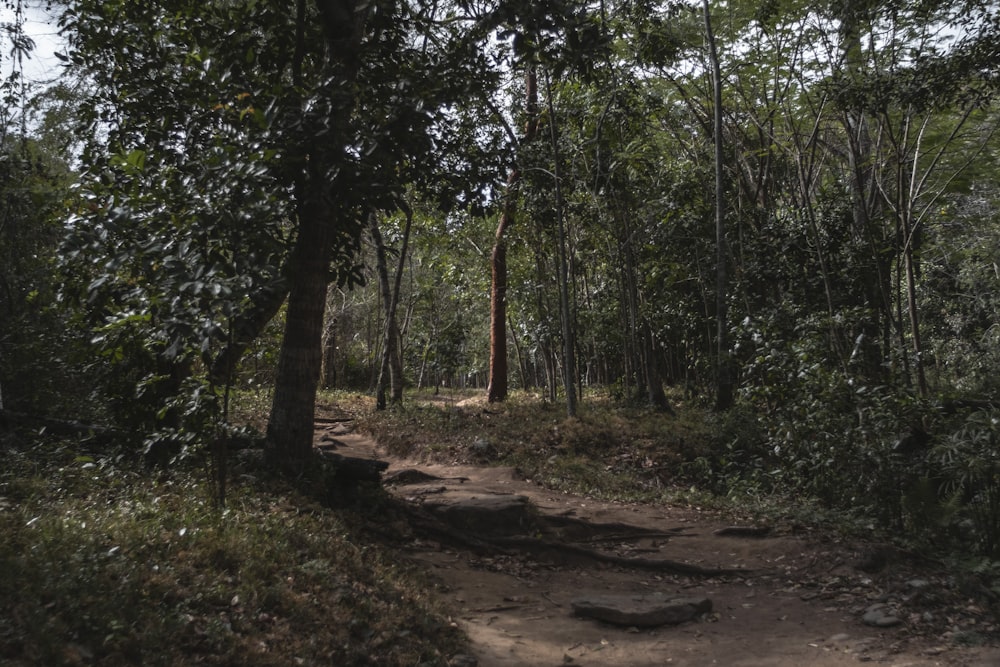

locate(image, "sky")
(0, 1), (66, 85)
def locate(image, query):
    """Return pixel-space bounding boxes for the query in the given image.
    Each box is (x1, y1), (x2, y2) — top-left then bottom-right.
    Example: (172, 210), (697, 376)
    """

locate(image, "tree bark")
(388, 206), (413, 403)
(320, 302), (337, 389)
(487, 66), (539, 403)
(543, 69), (577, 417)
(370, 208), (412, 408)
(266, 0), (372, 469)
(267, 191), (333, 467)
(704, 0), (733, 411)
(838, 1), (891, 384)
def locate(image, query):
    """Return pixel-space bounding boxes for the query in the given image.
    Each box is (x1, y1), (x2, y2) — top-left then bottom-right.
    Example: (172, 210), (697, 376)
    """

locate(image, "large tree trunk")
(487, 66), (539, 403)
(266, 0), (372, 469)
(266, 193), (333, 467)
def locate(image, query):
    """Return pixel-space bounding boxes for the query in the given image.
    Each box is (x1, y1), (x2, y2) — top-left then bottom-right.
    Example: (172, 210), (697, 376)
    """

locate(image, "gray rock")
(571, 594), (712, 627)
(471, 437), (492, 455)
(862, 604), (903, 628)
(448, 654), (478, 667)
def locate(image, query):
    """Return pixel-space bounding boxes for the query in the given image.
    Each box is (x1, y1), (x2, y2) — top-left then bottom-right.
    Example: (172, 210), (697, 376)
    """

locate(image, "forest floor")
(320, 400), (1000, 667)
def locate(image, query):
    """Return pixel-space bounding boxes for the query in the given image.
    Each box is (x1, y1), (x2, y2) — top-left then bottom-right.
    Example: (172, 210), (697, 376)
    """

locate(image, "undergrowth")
(357, 389), (722, 506)
(0, 432), (465, 666)
(358, 388), (1000, 571)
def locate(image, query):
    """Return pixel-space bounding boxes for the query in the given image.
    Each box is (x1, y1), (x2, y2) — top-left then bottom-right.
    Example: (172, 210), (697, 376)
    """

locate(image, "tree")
(60, 0), (498, 468)
(487, 66), (539, 403)
(702, 0), (732, 410)
(370, 206), (413, 408)
(0, 5), (86, 419)
(542, 68), (577, 416)
(265, 0), (375, 466)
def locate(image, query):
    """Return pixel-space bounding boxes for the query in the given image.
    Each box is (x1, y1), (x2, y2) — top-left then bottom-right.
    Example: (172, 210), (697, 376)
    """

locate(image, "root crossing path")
(315, 416), (1000, 667)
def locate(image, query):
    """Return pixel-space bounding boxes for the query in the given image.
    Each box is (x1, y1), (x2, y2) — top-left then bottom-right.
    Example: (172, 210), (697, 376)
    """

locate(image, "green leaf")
(126, 149), (146, 171)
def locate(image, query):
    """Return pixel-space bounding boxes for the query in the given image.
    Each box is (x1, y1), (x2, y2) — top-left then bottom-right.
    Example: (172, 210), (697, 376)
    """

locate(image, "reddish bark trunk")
(486, 67), (538, 403)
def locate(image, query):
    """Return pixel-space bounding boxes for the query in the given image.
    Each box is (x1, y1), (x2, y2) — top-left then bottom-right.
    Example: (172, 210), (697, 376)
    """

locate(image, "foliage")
(0, 82), (92, 417)
(359, 389), (717, 503)
(931, 408), (1000, 558)
(360, 382), (1000, 561)
(0, 435), (465, 665)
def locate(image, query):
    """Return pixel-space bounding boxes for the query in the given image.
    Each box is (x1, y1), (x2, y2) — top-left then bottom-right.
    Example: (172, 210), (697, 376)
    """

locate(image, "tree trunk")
(320, 300), (337, 389)
(487, 66), (539, 403)
(266, 0), (372, 469)
(641, 322), (670, 412)
(369, 209), (411, 408)
(388, 206), (413, 403)
(704, 0), (733, 411)
(487, 233), (510, 403)
(266, 193), (333, 467)
(543, 69), (577, 418)
(838, 1), (890, 384)
(509, 314), (530, 390)
(208, 279), (288, 386)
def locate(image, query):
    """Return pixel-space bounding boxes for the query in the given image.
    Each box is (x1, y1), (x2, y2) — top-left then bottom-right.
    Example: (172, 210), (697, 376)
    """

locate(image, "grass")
(353, 388), (888, 531)
(0, 431), (465, 666)
(356, 388), (721, 504)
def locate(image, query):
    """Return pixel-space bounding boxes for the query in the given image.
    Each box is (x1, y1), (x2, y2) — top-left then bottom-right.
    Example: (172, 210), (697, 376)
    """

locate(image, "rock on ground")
(571, 594), (712, 627)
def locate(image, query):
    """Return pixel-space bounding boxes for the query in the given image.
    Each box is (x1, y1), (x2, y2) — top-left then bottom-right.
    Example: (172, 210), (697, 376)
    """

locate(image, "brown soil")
(317, 419), (1000, 667)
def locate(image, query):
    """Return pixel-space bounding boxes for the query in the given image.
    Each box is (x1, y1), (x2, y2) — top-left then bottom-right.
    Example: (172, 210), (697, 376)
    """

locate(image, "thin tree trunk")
(903, 231), (928, 396)
(369, 210), (410, 408)
(370, 213), (393, 409)
(642, 323), (670, 412)
(543, 69), (577, 418)
(487, 66), (539, 403)
(839, 1), (890, 383)
(209, 279), (288, 386)
(389, 205), (414, 402)
(615, 232), (636, 399)
(320, 305), (337, 389)
(704, 0), (733, 411)
(509, 315), (530, 390)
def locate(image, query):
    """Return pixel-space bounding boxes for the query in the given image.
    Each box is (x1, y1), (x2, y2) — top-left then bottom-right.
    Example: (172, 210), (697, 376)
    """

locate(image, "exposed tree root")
(397, 501), (748, 577)
(487, 534), (749, 576)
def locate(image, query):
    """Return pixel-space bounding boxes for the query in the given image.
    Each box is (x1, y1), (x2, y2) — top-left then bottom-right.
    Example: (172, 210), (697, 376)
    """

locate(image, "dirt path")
(317, 419), (1000, 667)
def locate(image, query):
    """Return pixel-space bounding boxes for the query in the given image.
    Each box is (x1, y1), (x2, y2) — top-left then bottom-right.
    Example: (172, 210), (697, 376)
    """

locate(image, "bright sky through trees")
(1, 1), (63, 84)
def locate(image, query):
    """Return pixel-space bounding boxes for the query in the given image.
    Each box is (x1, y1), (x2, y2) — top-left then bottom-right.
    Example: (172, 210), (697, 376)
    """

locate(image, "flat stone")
(424, 494), (538, 535)
(571, 594), (712, 627)
(874, 615), (902, 627)
(862, 607), (903, 628)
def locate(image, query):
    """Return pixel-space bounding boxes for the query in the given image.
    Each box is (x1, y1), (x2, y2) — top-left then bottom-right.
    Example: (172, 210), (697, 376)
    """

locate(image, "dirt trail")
(318, 420), (1000, 667)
